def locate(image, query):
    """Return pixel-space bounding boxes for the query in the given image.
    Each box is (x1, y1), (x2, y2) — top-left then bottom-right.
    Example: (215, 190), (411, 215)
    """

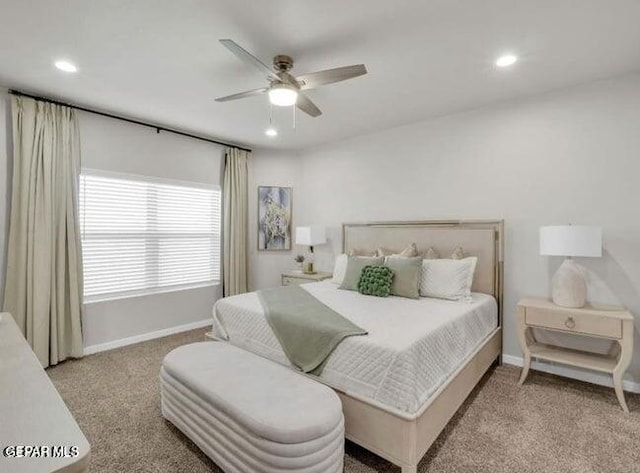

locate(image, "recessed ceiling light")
(496, 54), (517, 68)
(54, 60), (78, 73)
(265, 127), (278, 137)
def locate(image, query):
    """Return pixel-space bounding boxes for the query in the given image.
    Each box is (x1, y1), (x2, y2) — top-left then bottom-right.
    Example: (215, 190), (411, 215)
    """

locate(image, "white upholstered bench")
(160, 342), (344, 473)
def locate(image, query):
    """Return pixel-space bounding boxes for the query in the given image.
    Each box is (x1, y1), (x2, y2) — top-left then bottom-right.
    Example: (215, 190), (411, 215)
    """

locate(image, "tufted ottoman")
(160, 342), (344, 473)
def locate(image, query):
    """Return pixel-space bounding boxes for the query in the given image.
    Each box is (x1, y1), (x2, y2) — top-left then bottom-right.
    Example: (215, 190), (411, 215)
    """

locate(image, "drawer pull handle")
(565, 316), (576, 329)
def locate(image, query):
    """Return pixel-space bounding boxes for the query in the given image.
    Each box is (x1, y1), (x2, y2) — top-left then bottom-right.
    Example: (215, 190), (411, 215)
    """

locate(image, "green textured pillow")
(339, 256), (384, 291)
(357, 265), (394, 297)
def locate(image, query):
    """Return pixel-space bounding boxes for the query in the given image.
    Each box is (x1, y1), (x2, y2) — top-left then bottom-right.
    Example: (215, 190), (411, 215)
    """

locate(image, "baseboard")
(83, 319), (212, 355)
(502, 354), (640, 394)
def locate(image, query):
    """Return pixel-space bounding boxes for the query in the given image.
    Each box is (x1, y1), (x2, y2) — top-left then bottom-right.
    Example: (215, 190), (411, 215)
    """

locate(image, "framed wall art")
(257, 186), (292, 251)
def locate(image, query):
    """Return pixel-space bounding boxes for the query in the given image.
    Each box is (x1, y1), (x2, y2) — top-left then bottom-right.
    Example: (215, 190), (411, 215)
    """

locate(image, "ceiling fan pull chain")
(293, 103), (296, 130)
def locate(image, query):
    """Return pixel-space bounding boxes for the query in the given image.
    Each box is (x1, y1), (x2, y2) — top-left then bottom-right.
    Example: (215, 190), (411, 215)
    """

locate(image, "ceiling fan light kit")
(268, 83), (298, 106)
(215, 39), (367, 120)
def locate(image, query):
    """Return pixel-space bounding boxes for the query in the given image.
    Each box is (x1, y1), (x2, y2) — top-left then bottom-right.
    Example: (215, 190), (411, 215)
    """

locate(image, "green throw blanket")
(258, 285), (367, 374)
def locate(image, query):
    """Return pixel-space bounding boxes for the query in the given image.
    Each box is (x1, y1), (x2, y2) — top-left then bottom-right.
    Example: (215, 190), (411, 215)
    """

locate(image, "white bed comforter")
(212, 281), (497, 415)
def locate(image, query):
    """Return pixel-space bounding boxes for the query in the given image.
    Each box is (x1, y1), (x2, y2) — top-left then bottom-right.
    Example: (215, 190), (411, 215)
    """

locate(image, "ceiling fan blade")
(215, 87), (268, 102)
(219, 39), (279, 81)
(296, 93), (322, 117)
(296, 64), (367, 90)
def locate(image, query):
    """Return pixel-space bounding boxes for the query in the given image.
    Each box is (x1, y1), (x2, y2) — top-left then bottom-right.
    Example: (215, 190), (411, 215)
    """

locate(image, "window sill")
(83, 281), (221, 305)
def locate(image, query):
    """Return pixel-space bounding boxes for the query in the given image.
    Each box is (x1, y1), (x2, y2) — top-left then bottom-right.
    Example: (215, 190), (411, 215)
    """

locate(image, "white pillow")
(419, 257), (477, 302)
(331, 254), (349, 284)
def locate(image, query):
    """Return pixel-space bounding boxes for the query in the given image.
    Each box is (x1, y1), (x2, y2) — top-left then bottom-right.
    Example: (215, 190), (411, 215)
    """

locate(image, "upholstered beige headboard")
(342, 220), (504, 322)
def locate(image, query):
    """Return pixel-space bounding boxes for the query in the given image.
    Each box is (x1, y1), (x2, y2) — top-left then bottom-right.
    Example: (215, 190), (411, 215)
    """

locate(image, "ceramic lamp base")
(552, 258), (587, 308)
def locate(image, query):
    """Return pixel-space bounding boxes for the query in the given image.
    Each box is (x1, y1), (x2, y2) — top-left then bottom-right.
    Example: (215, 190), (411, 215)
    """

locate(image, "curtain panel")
(3, 96), (84, 367)
(223, 148), (250, 296)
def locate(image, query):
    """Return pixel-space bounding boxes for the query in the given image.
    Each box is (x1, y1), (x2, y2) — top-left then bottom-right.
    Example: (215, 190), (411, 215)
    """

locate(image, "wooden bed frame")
(334, 220), (504, 472)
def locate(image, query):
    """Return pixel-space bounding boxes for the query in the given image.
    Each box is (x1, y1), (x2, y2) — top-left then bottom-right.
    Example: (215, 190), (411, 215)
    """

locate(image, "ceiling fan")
(215, 39), (367, 117)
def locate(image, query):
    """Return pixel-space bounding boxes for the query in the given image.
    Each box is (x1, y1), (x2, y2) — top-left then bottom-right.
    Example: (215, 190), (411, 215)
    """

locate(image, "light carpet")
(47, 328), (640, 473)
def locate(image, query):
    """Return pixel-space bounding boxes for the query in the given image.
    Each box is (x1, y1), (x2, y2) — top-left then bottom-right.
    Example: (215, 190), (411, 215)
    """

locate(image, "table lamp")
(295, 226), (326, 274)
(539, 225), (602, 308)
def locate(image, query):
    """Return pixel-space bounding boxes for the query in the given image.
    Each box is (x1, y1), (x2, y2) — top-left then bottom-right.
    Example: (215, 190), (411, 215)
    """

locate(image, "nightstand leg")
(613, 371), (629, 414)
(517, 306), (532, 386)
(518, 353), (531, 386)
(613, 328), (633, 413)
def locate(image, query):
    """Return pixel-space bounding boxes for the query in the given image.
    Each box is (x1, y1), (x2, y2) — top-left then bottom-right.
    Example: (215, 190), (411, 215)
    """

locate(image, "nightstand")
(517, 297), (634, 413)
(281, 270), (332, 286)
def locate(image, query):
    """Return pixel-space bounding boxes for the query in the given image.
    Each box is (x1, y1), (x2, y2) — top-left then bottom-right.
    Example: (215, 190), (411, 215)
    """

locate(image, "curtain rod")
(8, 89), (252, 153)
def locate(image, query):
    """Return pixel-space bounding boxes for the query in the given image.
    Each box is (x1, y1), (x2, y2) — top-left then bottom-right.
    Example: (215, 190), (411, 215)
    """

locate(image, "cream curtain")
(3, 96), (84, 367)
(223, 148), (251, 296)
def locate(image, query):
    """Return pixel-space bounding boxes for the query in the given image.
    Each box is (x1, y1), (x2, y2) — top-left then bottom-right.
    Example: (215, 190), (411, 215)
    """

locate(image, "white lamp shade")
(539, 225), (602, 257)
(295, 226), (326, 246)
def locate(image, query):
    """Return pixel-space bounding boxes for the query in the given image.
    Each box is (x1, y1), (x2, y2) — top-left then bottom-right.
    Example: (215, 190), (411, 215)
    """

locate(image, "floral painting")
(258, 186), (292, 251)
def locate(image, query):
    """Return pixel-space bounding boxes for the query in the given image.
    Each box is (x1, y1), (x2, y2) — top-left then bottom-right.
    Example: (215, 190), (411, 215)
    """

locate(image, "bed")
(214, 282), (497, 414)
(212, 220), (504, 473)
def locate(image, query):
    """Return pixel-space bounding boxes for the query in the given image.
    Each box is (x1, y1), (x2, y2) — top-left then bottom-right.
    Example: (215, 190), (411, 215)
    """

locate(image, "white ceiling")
(1, 0), (639, 150)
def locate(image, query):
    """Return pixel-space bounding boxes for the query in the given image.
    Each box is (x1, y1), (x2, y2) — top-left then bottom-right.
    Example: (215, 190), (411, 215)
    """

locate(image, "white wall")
(248, 149), (303, 291)
(80, 112), (224, 183)
(295, 73), (640, 383)
(78, 111), (224, 348)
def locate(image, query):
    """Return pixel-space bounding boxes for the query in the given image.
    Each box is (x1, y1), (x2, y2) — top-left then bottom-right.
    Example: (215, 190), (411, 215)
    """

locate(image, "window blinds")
(79, 170), (221, 301)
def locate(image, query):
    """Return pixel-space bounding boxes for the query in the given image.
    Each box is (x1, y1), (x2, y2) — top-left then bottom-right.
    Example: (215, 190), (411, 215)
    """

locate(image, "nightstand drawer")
(282, 276), (307, 286)
(282, 277), (294, 286)
(525, 307), (622, 339)
(281, 272), (332, 286)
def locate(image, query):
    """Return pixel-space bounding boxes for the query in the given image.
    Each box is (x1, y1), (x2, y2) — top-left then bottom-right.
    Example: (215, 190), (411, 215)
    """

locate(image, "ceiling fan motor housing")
(273, 55), (294, 72)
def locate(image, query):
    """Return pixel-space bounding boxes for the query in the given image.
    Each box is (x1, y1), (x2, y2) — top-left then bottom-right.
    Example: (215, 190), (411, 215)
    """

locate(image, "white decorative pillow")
(423, 246), (465, 259)
(331, 254), (349, 284)
(419, 257), (477, 302)
(450, 246), (465, 260)
(374, 247), (390, 257)
(386, 242), (419, 258)
(374, 243), (417, 258)
(397, 242), (418, 257)
(425, 247), (439, 259)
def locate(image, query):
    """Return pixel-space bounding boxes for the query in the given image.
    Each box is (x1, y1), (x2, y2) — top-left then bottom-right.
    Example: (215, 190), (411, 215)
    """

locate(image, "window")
(79, 170), (221, 301)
